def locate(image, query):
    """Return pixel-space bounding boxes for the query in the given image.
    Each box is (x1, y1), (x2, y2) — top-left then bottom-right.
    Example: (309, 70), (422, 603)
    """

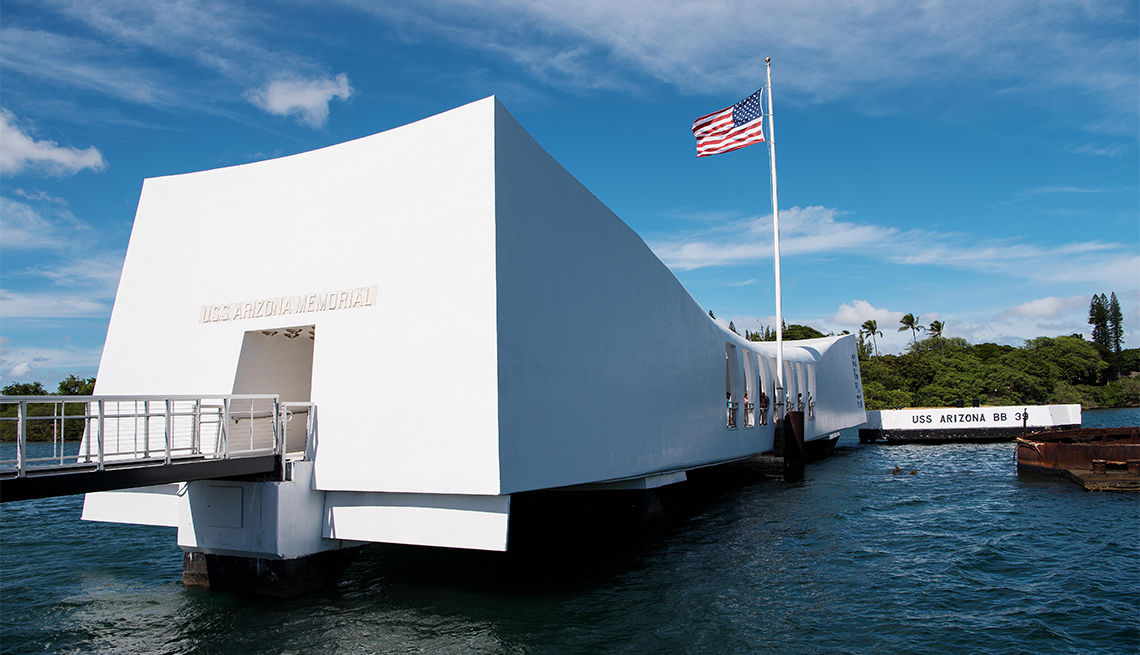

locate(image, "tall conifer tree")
(1089, 294), (1110, 349)
(1107, 292), (1124, 352)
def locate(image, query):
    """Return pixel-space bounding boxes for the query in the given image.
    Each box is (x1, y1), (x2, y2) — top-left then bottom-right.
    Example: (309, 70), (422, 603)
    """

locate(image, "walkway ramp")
(1, 395), (310, 502)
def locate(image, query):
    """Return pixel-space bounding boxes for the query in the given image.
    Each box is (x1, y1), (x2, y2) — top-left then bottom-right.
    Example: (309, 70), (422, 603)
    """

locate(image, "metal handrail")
(0, 394), (285, 480)
(281, 402), (315, 463)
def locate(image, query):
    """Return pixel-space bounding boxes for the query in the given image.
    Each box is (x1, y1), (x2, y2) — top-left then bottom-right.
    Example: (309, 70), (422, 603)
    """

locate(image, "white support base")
(323, 491), (511, 552)
(82, 483), (184, 527)
(559, 470), (688, 491)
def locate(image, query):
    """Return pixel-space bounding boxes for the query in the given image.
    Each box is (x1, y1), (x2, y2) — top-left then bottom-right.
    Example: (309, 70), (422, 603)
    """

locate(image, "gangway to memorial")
(0, 394), (313, 502)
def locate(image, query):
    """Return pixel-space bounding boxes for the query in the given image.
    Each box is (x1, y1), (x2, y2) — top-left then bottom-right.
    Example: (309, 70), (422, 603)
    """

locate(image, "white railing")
(0, 395), (289, 480)
(281, 402), (317, 460)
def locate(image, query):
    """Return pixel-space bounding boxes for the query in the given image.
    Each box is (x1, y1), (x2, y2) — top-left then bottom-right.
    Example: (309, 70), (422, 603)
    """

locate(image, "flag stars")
(692, 88), (766, 157)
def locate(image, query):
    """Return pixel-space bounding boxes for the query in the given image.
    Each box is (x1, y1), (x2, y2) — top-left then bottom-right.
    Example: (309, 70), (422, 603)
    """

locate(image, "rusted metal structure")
(1016, 427), (1140, 492)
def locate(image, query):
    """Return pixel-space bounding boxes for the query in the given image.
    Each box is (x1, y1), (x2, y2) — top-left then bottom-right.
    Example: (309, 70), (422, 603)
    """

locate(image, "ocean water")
(2, 407), (1137, 654)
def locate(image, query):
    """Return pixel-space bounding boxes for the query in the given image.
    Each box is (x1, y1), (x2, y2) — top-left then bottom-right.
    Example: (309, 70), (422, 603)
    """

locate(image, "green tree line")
(858, 334), (1139, 410)
(1, 375), (96, 442)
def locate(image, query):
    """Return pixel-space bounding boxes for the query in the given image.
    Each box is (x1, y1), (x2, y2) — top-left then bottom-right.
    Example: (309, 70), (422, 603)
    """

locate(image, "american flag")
(692, 89), (765, 157)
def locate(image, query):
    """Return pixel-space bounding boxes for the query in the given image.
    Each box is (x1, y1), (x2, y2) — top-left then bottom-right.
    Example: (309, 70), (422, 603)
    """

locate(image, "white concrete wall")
(491, 104), (865, 493)
(95, 98), (503, 496)
(88, 98), (871, 551)
(782, 335), (867, 440)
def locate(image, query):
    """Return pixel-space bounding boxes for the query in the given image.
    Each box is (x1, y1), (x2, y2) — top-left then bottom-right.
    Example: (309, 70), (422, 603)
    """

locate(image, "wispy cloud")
(23, 255), (125, 292)
(0, 289), (110, 318)
(247, 73), (354, 128)
(806, 293), (1133, 353)
(10, 0), (1135, 133)
(0, 109), (105, 176)
(1, 28), (181, 108)
(0, 339), (103, 382)
(1017, 186), (1110, 196)
(0, 195), (93, 249)
(11, 188), (68, 204)
(0, 193), (125, 317)
(648, 205), (1138, 287)
(33, 0), (314, 83)
(4, 2), (352, 128)
(1072, 143), (1128, 157)
(648, 206), (898, 270)
(340, 0), (1138, 128)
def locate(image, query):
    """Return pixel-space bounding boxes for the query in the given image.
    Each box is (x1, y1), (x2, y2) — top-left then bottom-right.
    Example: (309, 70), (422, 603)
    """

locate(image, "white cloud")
(0, 191), (124, 319)
(997, 295), (1088, 321)
(2, 7), (340, 130)
(30, 255), (125, 292)
(14, 0), (1134, 134)
(12, 188), (67, 204)
(831, 300), (904, 331)
(649, 206), (898, 270)
(247, 74), (354, 128)
(0, 290), (110, 318)
(1017, 186), (1110, 196)
(26, 1), (316, 85)
(0, 28), (186, 108)
(819, 300), (913, 354)
(0, 340), (103, 384)
(341, 0), (1138, 128)
(727, 293), (1136, 354)
(1072, 143), (1127, 157)
(648, 205), (1138, 287)
(0, 195), (93, 249)
(0, 198), (68, 249)
(0, 109), (105, 176)
(899, 245), (1139, 287)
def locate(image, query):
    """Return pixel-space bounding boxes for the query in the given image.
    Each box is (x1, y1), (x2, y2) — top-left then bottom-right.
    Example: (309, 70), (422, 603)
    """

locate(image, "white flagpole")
(765, 57), (785, 413)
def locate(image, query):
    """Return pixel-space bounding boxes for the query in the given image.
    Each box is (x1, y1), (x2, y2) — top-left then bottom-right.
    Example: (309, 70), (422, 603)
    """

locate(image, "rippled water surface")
(3, 408), (1138, 654)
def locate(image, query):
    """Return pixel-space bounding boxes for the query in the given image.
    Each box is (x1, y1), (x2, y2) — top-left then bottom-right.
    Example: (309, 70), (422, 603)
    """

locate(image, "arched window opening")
(725, 343), (740, 429)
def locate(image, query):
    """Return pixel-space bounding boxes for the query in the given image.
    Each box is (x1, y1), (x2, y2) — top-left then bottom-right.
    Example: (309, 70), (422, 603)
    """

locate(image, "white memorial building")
(82, 97), (866, 591)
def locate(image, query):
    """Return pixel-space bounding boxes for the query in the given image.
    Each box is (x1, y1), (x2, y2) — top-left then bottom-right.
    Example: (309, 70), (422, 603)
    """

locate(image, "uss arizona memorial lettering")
(200, 285), (378, 323)
(911, 411), (1025, 424)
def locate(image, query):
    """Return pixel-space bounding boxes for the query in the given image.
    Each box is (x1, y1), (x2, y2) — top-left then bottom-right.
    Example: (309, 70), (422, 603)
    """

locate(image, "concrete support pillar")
(783, 410), (805, 482)
(177, 460), (363, 596)
(182, 547), (364, 597)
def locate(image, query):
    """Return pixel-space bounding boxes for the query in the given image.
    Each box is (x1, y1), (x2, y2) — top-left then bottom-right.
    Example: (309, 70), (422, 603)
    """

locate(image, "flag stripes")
(692, 89), (765, 157)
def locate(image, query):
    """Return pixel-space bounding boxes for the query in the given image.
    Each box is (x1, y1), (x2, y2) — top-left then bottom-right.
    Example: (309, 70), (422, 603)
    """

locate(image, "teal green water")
(3, 408), (1138, 654)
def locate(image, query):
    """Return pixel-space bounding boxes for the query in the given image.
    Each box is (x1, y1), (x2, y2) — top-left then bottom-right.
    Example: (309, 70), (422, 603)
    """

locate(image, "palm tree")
(928, 320), (945, 355)
(860, 319), (883, 357)
(898, 313), (924, 346)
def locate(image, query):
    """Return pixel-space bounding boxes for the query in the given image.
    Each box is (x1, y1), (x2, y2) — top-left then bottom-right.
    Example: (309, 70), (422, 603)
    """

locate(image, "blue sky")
(1, 0), (1137, 389)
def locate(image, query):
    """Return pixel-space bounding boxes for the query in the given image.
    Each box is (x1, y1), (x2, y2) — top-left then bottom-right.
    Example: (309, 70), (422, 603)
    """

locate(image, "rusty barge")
(1016, 427), (1140, 492)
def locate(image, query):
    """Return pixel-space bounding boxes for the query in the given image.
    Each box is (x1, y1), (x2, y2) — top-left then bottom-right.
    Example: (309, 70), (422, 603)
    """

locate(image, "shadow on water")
(160, 456), (804, 655)
(338, 454), (793, 599)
